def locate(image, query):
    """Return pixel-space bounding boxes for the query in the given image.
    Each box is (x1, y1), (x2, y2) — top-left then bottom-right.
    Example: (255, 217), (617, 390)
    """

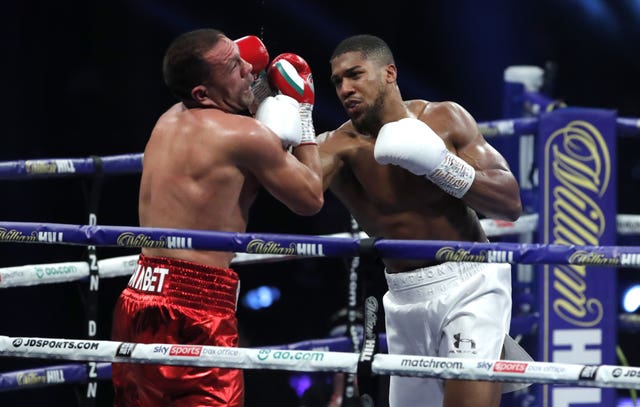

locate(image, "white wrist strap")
(427, 152), (475, 198)
(299, 103), (316, 145)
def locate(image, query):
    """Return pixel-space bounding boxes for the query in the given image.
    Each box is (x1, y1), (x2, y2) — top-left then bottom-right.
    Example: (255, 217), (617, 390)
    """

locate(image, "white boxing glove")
(255, 94), (302, 148)
(374, 118), (475, 198)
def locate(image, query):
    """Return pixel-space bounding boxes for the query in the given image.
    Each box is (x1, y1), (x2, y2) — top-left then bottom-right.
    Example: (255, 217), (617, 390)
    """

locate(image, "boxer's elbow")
(496, 174), (522, 221)
(500, 192), (522, 221)
(294, 193), (324, 216)
(504, 199), (522, 222)
(294, 179), (324, 215)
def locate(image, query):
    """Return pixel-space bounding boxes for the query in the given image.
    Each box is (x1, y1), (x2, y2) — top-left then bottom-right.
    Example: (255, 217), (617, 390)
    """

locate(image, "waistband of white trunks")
(385, 262), (486, 301)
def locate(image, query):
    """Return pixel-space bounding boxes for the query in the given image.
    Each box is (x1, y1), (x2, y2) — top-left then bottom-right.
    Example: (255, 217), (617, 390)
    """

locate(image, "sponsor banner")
(1, 366), (75, 390)
(3, 335), (640, 390)
(169, 345), (202, 357)
(579, 365), (599, 381)
(10, 338), (101, 351)
(608, 366), (640, 384)
(140, 345), (356, 371)
(150, 344), (243, 364)
(15, 370), (46, 387)
(493, 361), (528, 373)
(115, 343), (136, 358)
(537, 108), (617, 407)
(373, 354), (470, 380)
(249, 348), (358, 372)
(373, 355), (588, 385)
(24, 159), (77, 175)
(2, 336), (115, 361)
(577, 365), (640, 389)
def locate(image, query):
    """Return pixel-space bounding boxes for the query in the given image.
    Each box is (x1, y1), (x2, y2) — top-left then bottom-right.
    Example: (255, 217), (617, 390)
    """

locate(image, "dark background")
(1, 0), (640, 406)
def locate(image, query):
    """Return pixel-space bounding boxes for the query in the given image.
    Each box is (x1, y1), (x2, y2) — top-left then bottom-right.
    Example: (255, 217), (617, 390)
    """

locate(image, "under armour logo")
(453, 333), (476, 351)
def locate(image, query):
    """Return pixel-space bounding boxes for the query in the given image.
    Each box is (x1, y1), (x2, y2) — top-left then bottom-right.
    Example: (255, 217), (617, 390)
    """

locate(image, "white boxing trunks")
(383, 261), (531, 407)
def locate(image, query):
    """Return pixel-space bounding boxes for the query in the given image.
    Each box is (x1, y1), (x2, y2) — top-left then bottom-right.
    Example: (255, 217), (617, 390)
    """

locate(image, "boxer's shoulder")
(408, 99), (460, 119)
(318, 121), (369, 156)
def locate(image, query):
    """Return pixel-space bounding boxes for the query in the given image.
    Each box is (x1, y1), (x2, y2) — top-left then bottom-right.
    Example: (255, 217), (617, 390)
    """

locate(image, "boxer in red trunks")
(111, 29), (322, 406)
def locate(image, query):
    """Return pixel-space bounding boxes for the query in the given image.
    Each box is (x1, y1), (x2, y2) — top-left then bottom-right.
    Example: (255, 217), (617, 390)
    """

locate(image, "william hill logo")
(246, 239), (295, 255)
(435, 248), (514, 263)
(116, 233), (192, 249)
(545, 120), (609, 327)
(0, 228), (38, 243)
(25, 159), (76, 174)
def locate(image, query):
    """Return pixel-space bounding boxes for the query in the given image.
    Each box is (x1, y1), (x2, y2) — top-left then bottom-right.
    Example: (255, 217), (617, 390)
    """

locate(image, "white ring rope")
(0, 335), (637, 390)
(4, 213), (640, 289)
(0, 231), (365, 288)
(480, 213), (538, 236)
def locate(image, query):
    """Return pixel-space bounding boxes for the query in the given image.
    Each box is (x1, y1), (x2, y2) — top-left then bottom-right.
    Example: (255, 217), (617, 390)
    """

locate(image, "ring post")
(536, 107), (618, 407)
(343, 217), (363, 405)
(82, 155), (104, 406)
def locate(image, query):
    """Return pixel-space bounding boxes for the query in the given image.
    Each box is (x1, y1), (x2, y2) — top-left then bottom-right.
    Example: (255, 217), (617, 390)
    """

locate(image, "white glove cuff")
(426, 151), (475, 198)
(298, 103), (316, 145)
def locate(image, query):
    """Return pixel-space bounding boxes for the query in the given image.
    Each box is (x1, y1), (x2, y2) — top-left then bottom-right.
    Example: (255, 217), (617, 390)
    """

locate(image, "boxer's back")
(139, 103), (259, 266)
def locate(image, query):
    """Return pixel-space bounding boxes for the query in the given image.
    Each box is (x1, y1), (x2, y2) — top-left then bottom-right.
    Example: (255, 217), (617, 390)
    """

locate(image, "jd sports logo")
(451, 333), (477, 354)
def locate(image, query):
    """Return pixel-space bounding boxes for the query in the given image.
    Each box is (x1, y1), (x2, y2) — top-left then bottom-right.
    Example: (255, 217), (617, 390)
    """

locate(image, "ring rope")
(5, 213), (640, 289)
(1, 115), (638, 180)
(1, 335), (638, 390)
(0, 230), (368, 288)
(5, 313), (640, 393)
(2, 221), (640, 268)
(0, 334), (389, 393)
(0, 115), (638, 180)
(0, 153), (143, 179)
(0, 363), (112, 392)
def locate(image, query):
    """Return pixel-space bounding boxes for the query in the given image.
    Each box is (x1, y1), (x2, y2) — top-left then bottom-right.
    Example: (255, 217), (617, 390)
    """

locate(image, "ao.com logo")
(34, 265), (78, 279)
(256, 349), (324, 362)
(257, 349), (271, 361)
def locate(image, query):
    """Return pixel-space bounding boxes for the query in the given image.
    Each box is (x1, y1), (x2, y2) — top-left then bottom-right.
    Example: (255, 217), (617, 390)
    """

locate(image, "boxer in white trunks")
(318, 34), (530, 407)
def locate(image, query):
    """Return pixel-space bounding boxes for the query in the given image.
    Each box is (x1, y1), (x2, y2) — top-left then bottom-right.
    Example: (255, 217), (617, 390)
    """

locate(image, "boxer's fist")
(235, 35), (273, 110)
(267, 53), (316, 145)
(235, 35), (269, 74)
(267, 53), (315, 105)
(374, 118), (475, 198)
(255, 95), (302, 148)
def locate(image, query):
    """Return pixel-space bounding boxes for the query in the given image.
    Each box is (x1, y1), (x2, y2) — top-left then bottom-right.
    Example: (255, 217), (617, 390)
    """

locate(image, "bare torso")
(321, 100), (487, 273)
(139, 103), (259, 267)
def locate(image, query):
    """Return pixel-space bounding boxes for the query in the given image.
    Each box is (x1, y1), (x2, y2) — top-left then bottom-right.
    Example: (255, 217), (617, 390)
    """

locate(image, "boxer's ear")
(191, 85), (212, 106)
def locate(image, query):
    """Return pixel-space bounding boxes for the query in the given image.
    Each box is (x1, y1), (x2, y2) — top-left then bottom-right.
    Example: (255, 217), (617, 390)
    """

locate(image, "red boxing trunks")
(111, 254), (242, 407)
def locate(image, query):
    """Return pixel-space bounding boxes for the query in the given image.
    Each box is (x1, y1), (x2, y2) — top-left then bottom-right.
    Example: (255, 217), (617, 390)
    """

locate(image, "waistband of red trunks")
(126, 254), (239, 312)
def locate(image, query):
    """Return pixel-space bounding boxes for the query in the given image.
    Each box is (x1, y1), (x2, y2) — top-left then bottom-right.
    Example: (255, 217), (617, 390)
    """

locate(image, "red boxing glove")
(234, 35), (269, 74)
(267, 53), (315, 105)
(267, 53), (316, 145)
(235, 36), (273, 111)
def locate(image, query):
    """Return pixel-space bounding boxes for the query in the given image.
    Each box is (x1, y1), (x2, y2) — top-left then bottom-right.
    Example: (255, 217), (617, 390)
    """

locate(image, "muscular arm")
(317, 130), (347, 191)
(237, 120), (324, 215)
(442, 102), (522, 220)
